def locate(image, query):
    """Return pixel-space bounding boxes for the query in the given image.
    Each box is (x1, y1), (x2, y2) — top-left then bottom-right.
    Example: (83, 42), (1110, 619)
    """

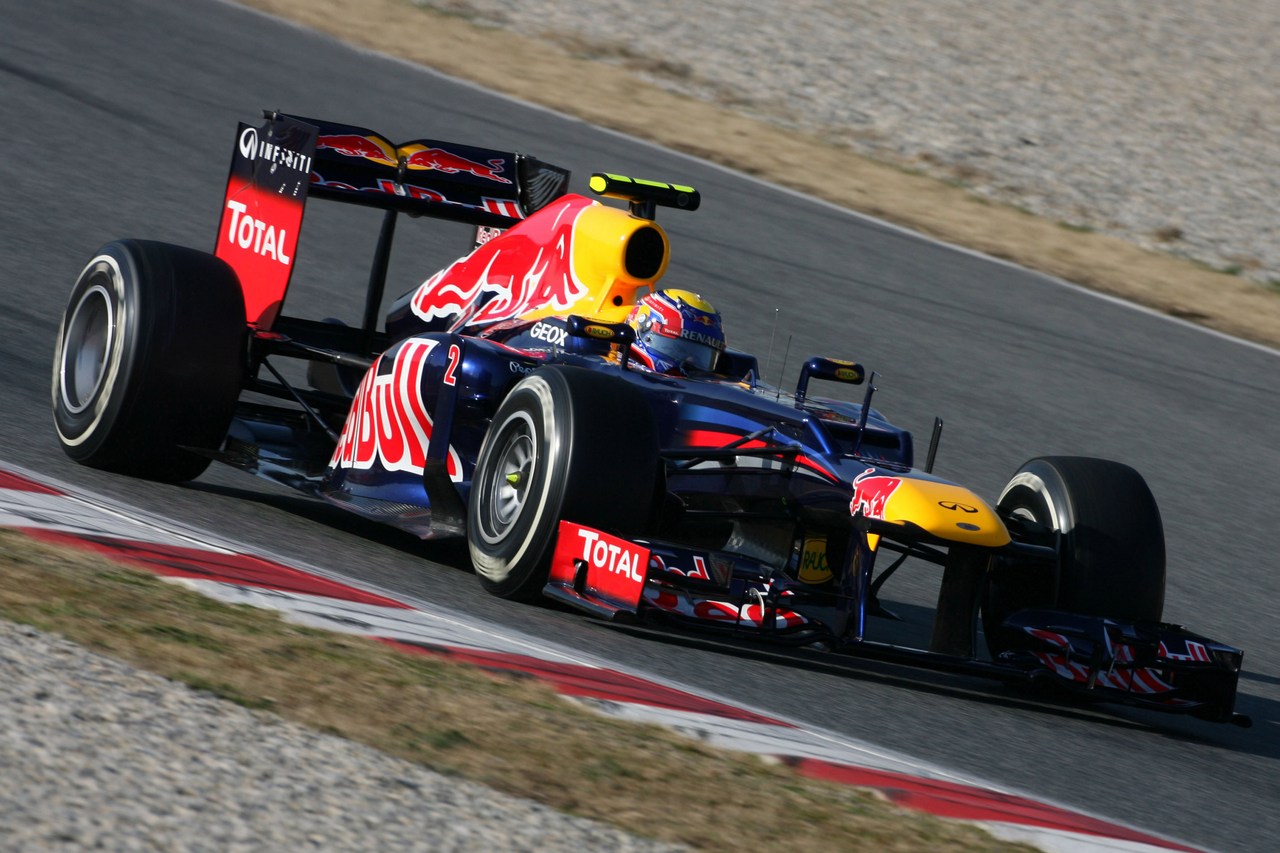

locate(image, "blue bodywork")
(210, 113), (1245, 726)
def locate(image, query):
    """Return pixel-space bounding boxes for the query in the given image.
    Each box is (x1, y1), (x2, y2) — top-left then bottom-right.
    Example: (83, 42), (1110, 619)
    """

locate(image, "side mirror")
(565, 315), (636, 366)
(796, 357), (864, 402)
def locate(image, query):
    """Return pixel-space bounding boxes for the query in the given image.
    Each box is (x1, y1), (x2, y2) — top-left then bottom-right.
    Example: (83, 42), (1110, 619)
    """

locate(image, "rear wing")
(215, 110), (570, 331)
(290, 113), (570, 226)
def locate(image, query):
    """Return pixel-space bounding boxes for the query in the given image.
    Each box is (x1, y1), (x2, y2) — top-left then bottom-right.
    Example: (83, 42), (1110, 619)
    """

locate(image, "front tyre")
(52, 240), (246, 482)
(984, 456), (1166, 655)
(468, 366), (658, 601)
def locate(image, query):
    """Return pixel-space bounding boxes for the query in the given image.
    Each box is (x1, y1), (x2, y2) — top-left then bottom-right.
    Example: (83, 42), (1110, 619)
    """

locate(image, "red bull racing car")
(51, 112), (1248, 725)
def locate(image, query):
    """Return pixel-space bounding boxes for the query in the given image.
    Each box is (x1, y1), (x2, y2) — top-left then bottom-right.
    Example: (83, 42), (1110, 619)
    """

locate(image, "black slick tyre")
(52, 240), (247, 482)
(468, 366), (658, 601)
(984, 456), (1166, 656)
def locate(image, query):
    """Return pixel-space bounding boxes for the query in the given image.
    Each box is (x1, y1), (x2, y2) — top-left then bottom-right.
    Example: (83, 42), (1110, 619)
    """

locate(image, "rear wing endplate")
(215, 114), (317, 329)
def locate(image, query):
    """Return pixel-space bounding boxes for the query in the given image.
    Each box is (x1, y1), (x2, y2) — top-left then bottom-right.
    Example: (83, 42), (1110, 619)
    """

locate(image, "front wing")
(544, 521), (1249, 726)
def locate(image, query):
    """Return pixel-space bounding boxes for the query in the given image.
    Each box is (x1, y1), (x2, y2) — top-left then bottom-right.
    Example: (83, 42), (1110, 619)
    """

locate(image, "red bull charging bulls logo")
(404, 147), (511, 184)
(315, 134), (398, 165)
(409, 194), (596, 328)
(850, 467), (902, 519)
(315, 135), (512, 183)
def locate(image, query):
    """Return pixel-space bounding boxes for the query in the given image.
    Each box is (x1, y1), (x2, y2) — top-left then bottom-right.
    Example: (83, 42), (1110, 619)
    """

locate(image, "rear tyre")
(52, 240), (246, 482)
(468, 366), (658, 601)
(984, 456), (1166, 656)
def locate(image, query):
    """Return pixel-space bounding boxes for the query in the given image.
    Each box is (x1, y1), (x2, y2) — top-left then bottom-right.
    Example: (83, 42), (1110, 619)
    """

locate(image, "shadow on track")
(184, 480), (474, 571)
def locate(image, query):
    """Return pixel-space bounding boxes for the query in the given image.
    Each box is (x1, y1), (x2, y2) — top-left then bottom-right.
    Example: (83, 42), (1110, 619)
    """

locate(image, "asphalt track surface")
(3, 2), (1278, 850)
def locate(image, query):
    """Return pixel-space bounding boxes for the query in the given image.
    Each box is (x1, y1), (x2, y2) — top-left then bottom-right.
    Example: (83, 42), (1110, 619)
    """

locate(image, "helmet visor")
(641, 331), (720, 372)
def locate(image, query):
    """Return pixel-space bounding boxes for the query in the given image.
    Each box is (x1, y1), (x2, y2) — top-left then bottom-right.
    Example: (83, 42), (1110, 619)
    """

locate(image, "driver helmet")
(626, 289), (726, 374)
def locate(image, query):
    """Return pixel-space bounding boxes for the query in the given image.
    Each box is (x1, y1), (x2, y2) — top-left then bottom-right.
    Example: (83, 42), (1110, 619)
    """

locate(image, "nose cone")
(856, 475), (1011, 548)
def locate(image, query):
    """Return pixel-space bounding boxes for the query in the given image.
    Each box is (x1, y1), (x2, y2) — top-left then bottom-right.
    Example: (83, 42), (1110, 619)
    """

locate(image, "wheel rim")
(1007, 505), (1038, 523)
(60, 281), (115, 415)
(476, 410), (538, 546)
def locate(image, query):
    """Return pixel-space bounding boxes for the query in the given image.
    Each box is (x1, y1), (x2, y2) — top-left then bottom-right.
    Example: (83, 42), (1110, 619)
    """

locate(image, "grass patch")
(141, 624), (230, 651)
(0, 528), (1027, 851)
(179, 673), (279, 710)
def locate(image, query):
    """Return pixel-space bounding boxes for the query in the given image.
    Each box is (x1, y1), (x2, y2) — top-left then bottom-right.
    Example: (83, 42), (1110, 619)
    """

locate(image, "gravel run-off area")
(427, 0), (1280, 286)
(0, 619), (680, 852)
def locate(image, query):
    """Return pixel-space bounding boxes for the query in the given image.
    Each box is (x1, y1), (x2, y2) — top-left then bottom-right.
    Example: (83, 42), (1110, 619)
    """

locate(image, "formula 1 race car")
(51, 112), (1248, 725)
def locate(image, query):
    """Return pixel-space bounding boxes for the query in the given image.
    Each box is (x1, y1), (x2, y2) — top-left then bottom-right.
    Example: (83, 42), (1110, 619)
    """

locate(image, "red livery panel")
(550, 521), (650, 610)
(215, 117), (316, 329)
